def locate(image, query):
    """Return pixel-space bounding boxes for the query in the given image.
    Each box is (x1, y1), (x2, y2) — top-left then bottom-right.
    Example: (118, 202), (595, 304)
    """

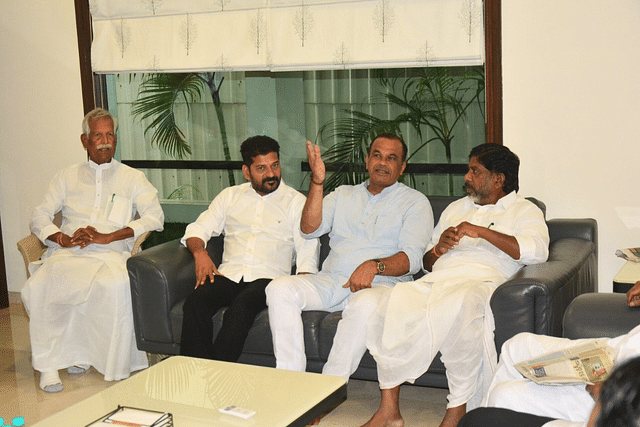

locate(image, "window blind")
(90, 0), (484, 73)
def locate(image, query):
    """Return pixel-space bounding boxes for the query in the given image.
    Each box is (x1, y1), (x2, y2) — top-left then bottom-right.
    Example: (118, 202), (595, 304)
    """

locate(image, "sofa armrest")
(127, 239), (197, 353)
(491, 237), (597, 351)
(563, 293), (640, 339)
(547, 218), (597, 245)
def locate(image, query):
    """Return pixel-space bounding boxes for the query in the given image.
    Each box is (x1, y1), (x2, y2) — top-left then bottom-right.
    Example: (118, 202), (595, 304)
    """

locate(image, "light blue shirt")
(304, 180), (433, 285)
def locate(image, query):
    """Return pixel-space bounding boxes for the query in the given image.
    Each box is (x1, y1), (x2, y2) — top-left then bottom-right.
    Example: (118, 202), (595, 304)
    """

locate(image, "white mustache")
(97, 144), (113, 150)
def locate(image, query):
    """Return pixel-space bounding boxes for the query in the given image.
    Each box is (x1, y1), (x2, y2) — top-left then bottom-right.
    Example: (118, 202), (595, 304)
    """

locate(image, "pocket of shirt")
(106, 195), (132, 227)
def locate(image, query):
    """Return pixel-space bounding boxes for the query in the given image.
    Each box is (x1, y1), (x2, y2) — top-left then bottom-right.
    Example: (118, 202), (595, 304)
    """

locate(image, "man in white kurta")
(476, 327), (640, 427)
(458, 282), (640, 427)
(363, 144), (549, 427)
(21, 108), (164, 392)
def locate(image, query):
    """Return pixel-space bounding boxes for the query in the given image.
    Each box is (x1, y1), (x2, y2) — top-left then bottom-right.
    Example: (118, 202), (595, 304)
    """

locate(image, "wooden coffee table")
(32, 356), (347, 426)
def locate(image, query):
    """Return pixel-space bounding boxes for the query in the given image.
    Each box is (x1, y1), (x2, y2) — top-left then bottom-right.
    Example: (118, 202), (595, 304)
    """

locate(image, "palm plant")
(317, 67), (485, 194)
(131, 72), (236, 186)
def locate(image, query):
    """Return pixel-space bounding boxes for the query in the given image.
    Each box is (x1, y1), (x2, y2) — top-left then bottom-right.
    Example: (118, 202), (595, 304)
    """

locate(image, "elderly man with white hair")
(22, 108), (164, 392)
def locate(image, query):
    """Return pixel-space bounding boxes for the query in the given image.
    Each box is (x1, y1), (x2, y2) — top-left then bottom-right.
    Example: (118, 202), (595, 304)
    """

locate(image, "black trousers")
(458, 408), (556, 427)
(179, 276), (271, 362)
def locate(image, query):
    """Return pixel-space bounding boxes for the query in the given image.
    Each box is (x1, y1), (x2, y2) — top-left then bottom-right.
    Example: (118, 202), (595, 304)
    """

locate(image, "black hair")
(240, 135), (280, 166)
(596, 356), (640, 427)
(369, 133), (408, 162)
(469, 143), (520, 194)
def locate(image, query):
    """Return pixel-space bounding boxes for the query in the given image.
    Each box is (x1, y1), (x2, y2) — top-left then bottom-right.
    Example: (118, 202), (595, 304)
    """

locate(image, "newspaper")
(616, 247), (640, 262)
(515, 340), (616, 385)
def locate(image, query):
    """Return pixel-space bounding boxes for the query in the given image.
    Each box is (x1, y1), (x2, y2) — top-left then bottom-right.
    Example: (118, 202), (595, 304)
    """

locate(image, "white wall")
(503, 1), (640, 291)
(0, 0), (85, 292)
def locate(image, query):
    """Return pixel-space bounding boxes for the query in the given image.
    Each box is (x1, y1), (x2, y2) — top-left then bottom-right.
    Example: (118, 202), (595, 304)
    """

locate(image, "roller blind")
(91, 0), (484, 73)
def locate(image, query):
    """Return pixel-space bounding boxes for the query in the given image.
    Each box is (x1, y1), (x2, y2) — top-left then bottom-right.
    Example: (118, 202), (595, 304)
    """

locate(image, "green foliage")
(132, 73), (204, 159)
(131, 72), (235, 186)
(317, 67), (485, 194)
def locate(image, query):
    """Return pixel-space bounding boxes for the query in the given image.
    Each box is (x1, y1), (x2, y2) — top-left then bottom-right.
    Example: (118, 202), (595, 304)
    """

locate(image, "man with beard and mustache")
(22, 108), (164, 392)
(362, 143), (550, 427)
(179, 135), (319, 362)
(266, 134), (433, 391)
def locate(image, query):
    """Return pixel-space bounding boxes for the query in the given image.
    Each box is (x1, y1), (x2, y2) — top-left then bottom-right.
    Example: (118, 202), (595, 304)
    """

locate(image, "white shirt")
(182, 180), (319, 282)
(431, 191), (550, 278)
(30, 159), (164, 254)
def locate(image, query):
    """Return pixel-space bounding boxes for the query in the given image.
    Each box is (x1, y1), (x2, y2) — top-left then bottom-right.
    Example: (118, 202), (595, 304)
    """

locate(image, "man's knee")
(485, 380), (528, 408)
(342, 288), (386, 318)
(182, 289), (206, 313)
(225, 295), (266, 321)
(500, 332), (537, 357)
(266, 276), (302, 308)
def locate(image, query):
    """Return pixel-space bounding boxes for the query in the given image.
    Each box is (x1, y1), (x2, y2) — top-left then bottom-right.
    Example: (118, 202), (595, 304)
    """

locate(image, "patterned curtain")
(90, 0), (484, 73)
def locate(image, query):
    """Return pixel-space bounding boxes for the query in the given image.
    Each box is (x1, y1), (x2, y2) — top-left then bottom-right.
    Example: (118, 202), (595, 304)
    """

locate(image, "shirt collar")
(363, 180), (400, 197)
(88, 158), (116, 171)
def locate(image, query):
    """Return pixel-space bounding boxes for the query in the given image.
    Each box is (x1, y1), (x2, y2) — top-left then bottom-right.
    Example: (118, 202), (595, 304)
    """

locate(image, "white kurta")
(366, 192), (549, 409)
(22, 159), (164, 381)
(482, 325), (640, 426)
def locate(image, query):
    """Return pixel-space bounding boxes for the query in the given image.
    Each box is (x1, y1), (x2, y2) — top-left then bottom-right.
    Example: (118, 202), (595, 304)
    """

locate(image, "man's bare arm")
(301, 141), (325, 234)
(424, 222), (520, 272)
(455, 221), (521, 260)
(50, 226), (135, 249)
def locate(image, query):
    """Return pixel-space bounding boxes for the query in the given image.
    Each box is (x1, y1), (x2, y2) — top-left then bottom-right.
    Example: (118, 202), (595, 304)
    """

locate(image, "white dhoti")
(21, 249), (148, 381)
(367, 264), (504, 409)
(483, 333), (600, 423)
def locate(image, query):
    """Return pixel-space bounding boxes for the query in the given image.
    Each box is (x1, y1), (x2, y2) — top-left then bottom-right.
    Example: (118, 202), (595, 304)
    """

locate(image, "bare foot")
(360, 408), (404, 427)
(439, 404), (466, 427)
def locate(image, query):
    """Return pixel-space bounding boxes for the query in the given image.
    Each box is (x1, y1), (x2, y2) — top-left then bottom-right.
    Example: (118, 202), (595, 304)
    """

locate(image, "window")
(106, 66), (485, 207)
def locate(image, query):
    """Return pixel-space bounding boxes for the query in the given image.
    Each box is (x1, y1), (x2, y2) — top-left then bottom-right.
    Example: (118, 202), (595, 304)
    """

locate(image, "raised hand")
(306, 141), (325, 184)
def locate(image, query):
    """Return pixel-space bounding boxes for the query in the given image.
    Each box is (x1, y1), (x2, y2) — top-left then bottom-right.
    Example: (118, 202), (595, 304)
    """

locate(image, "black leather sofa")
(127, 196), (598, 388)
(563, 292), (640, 340)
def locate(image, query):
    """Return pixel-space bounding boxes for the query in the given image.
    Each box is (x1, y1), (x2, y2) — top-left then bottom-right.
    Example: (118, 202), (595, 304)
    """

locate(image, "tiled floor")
(0, 292), (448, 426)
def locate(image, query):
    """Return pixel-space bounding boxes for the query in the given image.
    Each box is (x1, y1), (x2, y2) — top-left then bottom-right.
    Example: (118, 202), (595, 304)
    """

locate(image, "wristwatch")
(372, 259), (385, 275)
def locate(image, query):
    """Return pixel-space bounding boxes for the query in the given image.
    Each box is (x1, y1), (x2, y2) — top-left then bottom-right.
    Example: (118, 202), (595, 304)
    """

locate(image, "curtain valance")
(90, 0), (484, 73)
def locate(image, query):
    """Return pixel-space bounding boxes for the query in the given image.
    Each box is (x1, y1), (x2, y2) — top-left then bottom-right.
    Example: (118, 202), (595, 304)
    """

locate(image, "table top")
(614, 260), (640, 293)
(33, 356), (347, 427)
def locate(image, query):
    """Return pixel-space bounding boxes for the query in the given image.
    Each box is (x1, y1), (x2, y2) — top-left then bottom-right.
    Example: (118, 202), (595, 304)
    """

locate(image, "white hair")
(82, 108), (118, 136)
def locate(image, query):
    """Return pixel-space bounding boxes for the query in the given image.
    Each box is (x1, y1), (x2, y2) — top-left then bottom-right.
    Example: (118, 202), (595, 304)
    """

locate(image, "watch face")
(377, 261), (385, 273)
